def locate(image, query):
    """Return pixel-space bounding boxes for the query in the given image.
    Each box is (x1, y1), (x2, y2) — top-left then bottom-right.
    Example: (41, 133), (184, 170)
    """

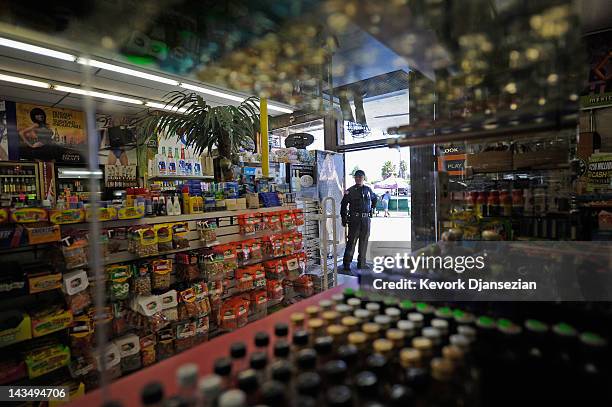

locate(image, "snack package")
(219, 297), (249, 331)
(294, 275), (315, 297)
(151, 259), (172, 291)
(249, 289), (268, 315)
(30, 306), (73, 337)
(61, 239), (88, 270)
(292, 232), (303, 252)
(92, 343), (121, 380)
(114, 333), (141, 373)
(200, 252), (225, 281)
(236, 241), (251, 263)
(282, 234), (294, 255)
(25, 343), (70, 379)
(193, 282), (211, 316)
(140, 334), (157, 367)
(197, 220), (218, 244)
(132, 263), (152, 296)
(265, 235), (284, 258)
(112, 301), (129, 337)
(264, 259), (284, 280)
(213, 244), (238, 274)
(108, 265), (131, 301)
(65, 289), (92, 315)
(266, 280), (284, 302)
(156, 328), (175, 360)
(179, 288), (200, 318)
(293, 209), (305, 226)
(238, 214), (258, 235)
(154, 224), (173, 252)
(283, 255), (302, 280)
(280, 210), (297, 231)
(135, 227), (158, 257)
(194, 316), (209, 343)
(172, 222), (190, 249)
(69, 316), (94, 357)
(176, 252), (200, 282)
(264, 212), (282, 232)
(235, 268), (254, 293)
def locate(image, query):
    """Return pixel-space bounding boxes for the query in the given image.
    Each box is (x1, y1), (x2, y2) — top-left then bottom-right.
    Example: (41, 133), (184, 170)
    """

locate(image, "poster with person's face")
(15, 103), (86, 162)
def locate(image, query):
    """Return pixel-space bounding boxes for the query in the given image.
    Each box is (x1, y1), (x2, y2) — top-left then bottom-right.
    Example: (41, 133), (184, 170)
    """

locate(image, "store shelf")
(149, 175), (214, 180)
(0, 174), (37, 178)
(61, 205), (296, 230)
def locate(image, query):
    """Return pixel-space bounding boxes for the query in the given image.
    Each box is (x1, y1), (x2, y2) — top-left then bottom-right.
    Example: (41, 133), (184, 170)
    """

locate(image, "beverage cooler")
(0, 161), (42, 206)
(56, 166), (104, 202)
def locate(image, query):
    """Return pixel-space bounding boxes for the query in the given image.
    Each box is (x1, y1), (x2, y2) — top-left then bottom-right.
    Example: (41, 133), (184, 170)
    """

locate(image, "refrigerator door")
(316, 150), (345, 253)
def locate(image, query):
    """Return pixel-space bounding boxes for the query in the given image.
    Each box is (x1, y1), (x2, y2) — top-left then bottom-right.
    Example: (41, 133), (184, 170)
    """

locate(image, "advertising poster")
(587, 153), (612, 192)
(16, 103), (86, 163)
(0, 101), (7, 161)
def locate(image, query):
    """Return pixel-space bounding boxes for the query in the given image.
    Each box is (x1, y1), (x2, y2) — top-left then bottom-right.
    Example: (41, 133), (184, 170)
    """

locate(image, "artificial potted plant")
(144, 91), (259, 181)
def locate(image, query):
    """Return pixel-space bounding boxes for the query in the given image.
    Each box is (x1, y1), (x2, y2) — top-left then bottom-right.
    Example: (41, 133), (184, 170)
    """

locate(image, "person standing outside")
(341, 170), (377, 271)
(382, 191), (391, 217)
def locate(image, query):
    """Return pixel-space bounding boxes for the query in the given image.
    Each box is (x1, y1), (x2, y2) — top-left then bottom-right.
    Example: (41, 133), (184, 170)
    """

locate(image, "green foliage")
(381, 160), (396, 179)
(399, 160), (409, 179)
(142, 92), (260, 158)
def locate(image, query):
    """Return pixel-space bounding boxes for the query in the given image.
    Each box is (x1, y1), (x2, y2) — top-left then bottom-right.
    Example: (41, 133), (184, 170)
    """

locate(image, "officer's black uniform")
(341, 181), (377, 270)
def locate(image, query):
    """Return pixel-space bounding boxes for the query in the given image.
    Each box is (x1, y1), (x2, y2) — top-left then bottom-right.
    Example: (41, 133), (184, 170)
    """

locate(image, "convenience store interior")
(0, 1), (611, 406)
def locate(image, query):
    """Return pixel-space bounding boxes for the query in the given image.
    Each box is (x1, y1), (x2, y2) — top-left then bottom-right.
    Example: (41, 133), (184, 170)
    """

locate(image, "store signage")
(580, 92), (612, 110)
(15, 103), (86, 163)
(587, 153), (612, 192)
(437, 144), (466, 176)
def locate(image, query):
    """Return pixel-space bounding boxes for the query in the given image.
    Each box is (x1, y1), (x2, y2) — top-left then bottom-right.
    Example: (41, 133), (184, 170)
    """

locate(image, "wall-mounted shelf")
(149, 175), (214, 180)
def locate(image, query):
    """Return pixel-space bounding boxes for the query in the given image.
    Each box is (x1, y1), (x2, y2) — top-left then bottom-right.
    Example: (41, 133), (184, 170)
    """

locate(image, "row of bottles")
(0, 177), (37, 194)
(125, 290), (609, 407)
(154, 147), (203, 177)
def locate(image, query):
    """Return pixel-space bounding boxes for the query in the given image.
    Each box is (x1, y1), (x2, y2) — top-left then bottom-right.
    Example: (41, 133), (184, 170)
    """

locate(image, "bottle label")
(194, 163), (201, 175)
(158, 161), (167, 175)
(168, 162), (176, 174)
(179, 159), (186, 175)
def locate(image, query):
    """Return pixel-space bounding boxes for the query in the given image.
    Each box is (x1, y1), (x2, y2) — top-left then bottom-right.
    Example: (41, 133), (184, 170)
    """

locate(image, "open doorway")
(344, 146), (411, 244)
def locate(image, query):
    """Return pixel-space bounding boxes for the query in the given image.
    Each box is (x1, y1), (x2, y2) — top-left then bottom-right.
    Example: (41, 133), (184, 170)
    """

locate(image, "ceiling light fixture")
(180, 83), (245, 103)
(0, 37), (76, 61)
(77, 58), (180, 86)
(0, 73), (51, 88)
(53, 85), (144, 105)
(266, 103), (294, 114)
(145, 101), (188, 114)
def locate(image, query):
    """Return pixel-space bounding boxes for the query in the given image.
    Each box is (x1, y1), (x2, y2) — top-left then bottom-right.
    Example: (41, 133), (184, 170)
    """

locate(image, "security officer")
(341, 169), (377, 271)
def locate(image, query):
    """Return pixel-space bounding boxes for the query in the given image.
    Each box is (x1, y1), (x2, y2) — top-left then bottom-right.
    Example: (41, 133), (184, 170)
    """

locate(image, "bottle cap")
(422, 327), (441, 342)
(307, 318), (324, 330)
(176, 363), (199, 388)
(274, 323), (289, 337)
(347, 298), (361, 308)
(416, 302), (433, 314)
(198, 374), (222, 399)
(236, 370), (258, 393)
(305, 306), (320, 318)
(431, 357), (454, 382)
(322, 311), (340, 324)
(476, 316), (496, 329)
(525, 319), (548, 333)
(435, 307), (453, 319)
(348, 331), (367, 346)
(273, 340), (290, 358)
(457, 325), (477, 340)
(254, 331), (270, 347)
(366, 353), (388, 375)
(323, 359), (348, 383)
(400, 348), (421, 368)
(400, 300), (414, 311)
(213, 358), (232, 377)
(553, 322), (577, 337)
(331, 294), (344, 304)
(337, 344), (359, 366)
(297, 348), (317, 370)
(314, 336), (334, 355)
(408, 313), (424, 324)
(453, 309), (475, 324)
(449, 334), (470, 351)
(230, 342), (247, 359)
(386, 328), (405, 342)
(373, 338), (393, 354)
(580, 332), (607, 347)
(141, 382), (164, 405)
(385, 307), (401, 320)
(291, 312), (305, 325)
(327, 324), (348, 338)
(218, 389), (247, 407)
(412, 336), (433, 351)
(366, 303), (381, 313)
(497, 319), (522, 335)
(292, 330), (310, 346)
(343, 287), (355, 296)
(373, 315), (392, 327)
(431, 318), (449, 332)
(361, 322), (381, 336)
(249, 352), (268, 370)
(296, 372), (322, 395)
(354, 309), (370, 321)
(397, 320), (415, 333)
(319, 299), (333, 310)
(341, 316), (359, 329)
(355, 371), (378, 393)
(326, 385), (353, 407)
(442, 345), (464, 363)
(261, 380), (286, 405)
(271, 360), (293, 382)
(388, 384), (415, 406)
(335, 304), (352, 315)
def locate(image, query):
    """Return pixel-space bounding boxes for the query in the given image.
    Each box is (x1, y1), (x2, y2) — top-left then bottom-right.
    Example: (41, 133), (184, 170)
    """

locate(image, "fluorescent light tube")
(62, 170), (102, 176)
(77, 58), (179, 86)
(54, 85), (143, 105)
(267, 104), (294, 114)
(0, 73), (50, 88)
(145, 101), (188, 114)
(0, 37), (76, 61)
(180, 83), (245, 103)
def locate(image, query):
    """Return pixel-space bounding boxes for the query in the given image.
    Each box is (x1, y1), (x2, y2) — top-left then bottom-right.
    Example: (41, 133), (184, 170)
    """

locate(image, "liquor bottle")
(274, 322), (289, 341)
(198, 374), (223, 407)
(176, 363), (199, 406)
(173, 195), (182, 215)
(179, 146), (187, 176)
(230, 342), (248, 379)
(355, 371), (379, 404)
(249, 352), (268, 384)
(254, 331), (270, 357)
(296, 348), (317, 372)
(218, 389), (247, 407)
(296, 371), (321, 398)
(213, 357), (233, 390)
(260, 380), (286, 407)
(168, 148), (177, 175)
(322, 359), (348, 386)
(158, 147), (167, 176)
(236, 370), (258, 405)
(140, 382), (164, 407)
(292, 330), (310, 354)
(314, 336), (334, 366)
(326, 385), (353, 407)
(273, 340), (290, 361)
